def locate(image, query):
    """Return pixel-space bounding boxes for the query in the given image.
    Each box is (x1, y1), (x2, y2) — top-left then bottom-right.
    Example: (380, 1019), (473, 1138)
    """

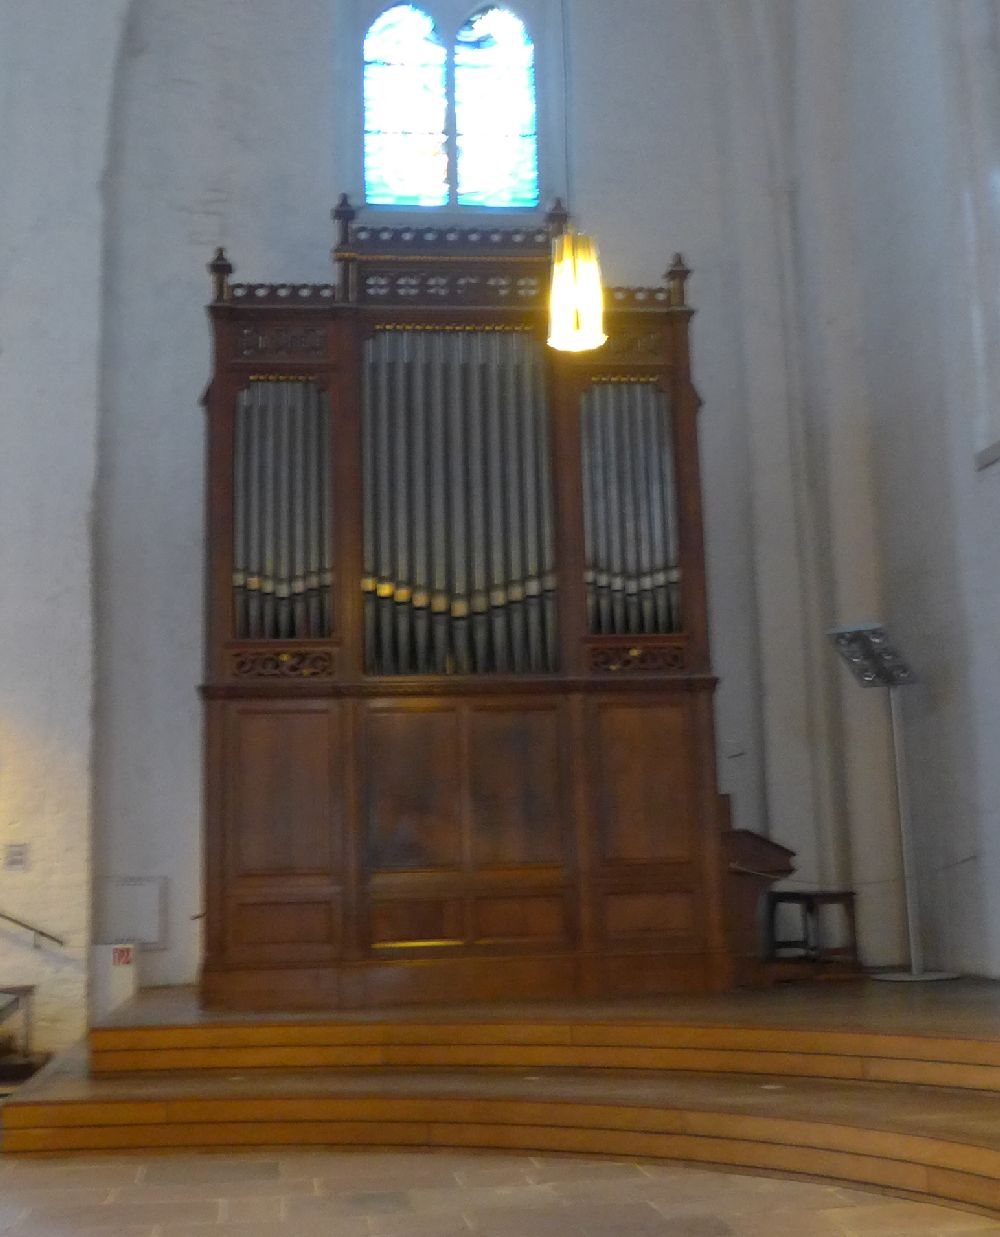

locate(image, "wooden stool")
(767, 890), (858, 965)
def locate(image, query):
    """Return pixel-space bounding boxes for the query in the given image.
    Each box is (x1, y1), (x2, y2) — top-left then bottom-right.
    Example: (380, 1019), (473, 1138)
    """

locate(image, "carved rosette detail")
(231, 649), (336, 678)
(589, 643), (685, 673)
(361, 269), (543, 306)
(350, 224), (551, 253)
(230, 283), (336, 305)
(608, 286), (672, 308)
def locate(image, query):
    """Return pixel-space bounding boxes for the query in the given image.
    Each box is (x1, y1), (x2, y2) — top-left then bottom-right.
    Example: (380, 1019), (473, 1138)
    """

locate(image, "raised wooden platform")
(9, 980), (1000, 1216)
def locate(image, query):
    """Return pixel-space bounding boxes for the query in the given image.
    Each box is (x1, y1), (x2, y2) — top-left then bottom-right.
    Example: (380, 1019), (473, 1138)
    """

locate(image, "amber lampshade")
(547, 229), (607, 352)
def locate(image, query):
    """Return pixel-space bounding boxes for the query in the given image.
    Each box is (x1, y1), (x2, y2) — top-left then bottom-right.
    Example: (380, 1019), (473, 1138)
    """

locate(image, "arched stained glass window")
(454, 7), (539, 208)
(362, 4), (540, 210)
(364, 5), (448, 206)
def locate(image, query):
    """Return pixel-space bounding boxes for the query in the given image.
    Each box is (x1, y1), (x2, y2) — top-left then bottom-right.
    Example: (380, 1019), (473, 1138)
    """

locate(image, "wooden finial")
(666, 253), (691, 308)
(207, 247), (233, 302)
(546, 197), (570, 237)
(332, 193), (357, 248)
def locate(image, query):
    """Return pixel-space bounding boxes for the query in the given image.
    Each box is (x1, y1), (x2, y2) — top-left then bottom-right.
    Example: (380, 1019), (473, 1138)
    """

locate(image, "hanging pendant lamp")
(547, 226), (607, 353)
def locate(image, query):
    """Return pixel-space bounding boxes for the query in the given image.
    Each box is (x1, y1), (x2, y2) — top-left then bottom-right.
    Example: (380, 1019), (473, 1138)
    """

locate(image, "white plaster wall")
(698, 1), (856, 921)
(0, 0), (129, 1049)
(94, 0), (338, 984)
(94, 0), (770, 983)
(567, 0), (768, 839)
(849, 0), (1000, 973)
(785, 0), (906, 962)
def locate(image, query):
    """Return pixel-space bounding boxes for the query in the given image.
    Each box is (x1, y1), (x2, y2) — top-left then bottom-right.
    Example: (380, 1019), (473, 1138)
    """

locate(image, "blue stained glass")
(455, 7), (539, 208)
(364, 5), (449, 206)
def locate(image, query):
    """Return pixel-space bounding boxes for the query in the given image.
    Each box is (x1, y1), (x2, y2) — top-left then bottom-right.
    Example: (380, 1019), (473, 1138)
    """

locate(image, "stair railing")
(0, 909), (65, 949)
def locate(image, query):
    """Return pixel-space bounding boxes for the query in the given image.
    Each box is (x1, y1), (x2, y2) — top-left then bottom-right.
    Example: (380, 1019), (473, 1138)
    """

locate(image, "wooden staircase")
(7, 982), (1000, 1215)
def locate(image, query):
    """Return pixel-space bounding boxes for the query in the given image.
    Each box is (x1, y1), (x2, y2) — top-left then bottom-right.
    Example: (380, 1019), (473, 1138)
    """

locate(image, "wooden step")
(8, 1060), (1000, 1215)
(90, 1016), (1000, 1093)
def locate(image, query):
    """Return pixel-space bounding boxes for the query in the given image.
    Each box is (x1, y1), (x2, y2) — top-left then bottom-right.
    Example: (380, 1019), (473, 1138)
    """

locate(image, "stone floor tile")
(0, 1201), (28, 1231)
(140, 1156), (282, 1185)
(651, 1217), (737, 1237)
(286, 1190), (413, 1222)
(468, 1199), (668, 1236)
(409, 1183), (561, 1213)
(342, 1190), (413, 1212)
(732, 1211), (846, 1237)
(453, 1163), (536, 1187)
(0, 1186), (112, 1209)
(111, 1175), (318, 1202)
(0, 1161), (145, 1186)
(0, 1149), (994, 1237)
(821, 1201), (999, 1232)
(221, 1193), (285, 1224)
(313, 1162), (468, 1191)
(545, 1173), (678, 1203)
(17, 1199), (220, 1229)
(529, 1158), (647, 1183)
(12, 1227), (156, 1237)
(680, 1180), (867, 1216)
(368, 1216), (475, 1237)
(317, 1151), (477, 1174)
(160, 1226), (367, 1237)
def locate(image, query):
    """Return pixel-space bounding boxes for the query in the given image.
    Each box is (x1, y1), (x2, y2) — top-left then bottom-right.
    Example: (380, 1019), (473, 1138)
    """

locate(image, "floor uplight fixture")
(829, 624), (957, 982)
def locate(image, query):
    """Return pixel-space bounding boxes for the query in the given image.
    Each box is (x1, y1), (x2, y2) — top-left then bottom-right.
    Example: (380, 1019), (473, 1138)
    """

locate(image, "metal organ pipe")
(232, 381), (332, 642)
(446, 337), (469, 674)
(362, 329), (558, 676)
(581, 382), (681, 636)
(519, 354), (543, 671)
(233, 387), (250, 639)
(428, 333), (449, 674)
(535, 359), (558, 671)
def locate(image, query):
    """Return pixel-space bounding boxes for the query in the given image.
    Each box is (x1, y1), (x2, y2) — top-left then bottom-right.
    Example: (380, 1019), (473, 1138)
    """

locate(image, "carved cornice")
(343, 223), (551, 258)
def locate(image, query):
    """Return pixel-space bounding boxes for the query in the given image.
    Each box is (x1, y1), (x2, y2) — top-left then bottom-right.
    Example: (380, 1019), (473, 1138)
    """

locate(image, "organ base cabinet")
(200, 204), (764, 1009)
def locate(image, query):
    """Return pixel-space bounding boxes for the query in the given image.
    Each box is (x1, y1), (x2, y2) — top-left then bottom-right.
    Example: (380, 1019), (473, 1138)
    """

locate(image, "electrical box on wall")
(99, 876), (168, 950)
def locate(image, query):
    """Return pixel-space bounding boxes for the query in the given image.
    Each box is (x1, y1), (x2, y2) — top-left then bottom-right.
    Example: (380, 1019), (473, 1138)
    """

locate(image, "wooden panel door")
(361, 702), (463, 953)
(591, 699), (696, 864)
(585, 696), (702, 954)
(221, 700), (343, 964)
(467, 700), (572, 949)
(360, 697), (574, 956)
(362, 704), (463, 873)
(467, 704), (564, 868)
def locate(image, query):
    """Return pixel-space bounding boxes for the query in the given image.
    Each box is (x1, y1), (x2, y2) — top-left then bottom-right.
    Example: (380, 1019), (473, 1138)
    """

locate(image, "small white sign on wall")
(99, 876), (168, 950)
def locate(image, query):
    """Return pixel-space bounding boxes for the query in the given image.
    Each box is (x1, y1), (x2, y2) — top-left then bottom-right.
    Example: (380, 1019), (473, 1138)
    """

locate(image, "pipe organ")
(201, 201), (750, 1009)
(361, 329), (558, 676)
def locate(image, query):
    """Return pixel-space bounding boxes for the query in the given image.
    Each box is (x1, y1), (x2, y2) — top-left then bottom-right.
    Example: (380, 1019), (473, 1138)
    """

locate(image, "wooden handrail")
(0, 909), (65, 948)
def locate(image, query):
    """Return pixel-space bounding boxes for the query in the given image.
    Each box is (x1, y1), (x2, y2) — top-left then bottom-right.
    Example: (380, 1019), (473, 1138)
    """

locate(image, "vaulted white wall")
(0, 0), (130, 1049)
(848, 0), (1000, 975)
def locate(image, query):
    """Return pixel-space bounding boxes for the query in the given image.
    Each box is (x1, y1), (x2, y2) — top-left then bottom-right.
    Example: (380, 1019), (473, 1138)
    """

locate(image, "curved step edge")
(5, 1096), (1000, 1214)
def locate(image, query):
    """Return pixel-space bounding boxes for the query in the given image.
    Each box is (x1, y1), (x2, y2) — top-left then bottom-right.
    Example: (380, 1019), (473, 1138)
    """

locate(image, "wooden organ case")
(201, 201), (744, 1009)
